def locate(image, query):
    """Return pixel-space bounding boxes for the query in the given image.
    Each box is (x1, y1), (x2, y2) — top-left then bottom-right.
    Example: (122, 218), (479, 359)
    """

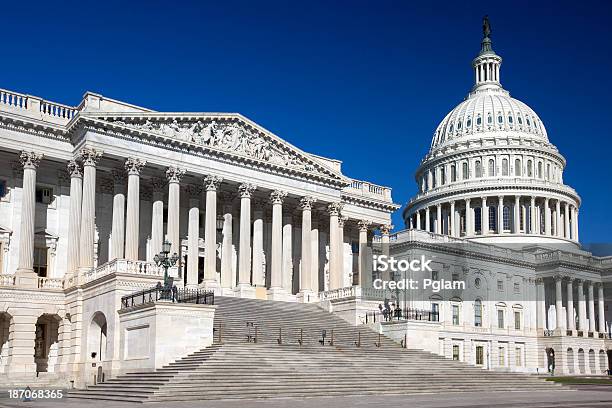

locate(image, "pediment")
(82, 113), (348, 184)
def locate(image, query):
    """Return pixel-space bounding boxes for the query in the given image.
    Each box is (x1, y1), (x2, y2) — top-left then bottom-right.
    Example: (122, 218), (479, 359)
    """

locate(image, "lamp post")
(154, 239), (179, 298)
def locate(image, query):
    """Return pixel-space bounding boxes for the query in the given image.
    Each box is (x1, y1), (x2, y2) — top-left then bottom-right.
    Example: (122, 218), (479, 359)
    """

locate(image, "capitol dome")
(404, 20), (581, 245)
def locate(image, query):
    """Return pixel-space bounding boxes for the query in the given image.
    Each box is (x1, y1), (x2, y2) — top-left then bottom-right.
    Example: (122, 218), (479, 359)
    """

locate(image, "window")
(466, 118), (472, 128)
(497, 280), (504, 291)
(508, 115), (513, 124)
(515, 348), (523, 366)
(514, 282), (520, 294)
(487, 114), (493, 125)
(431, 171), (436, 188)
(440, 167), (446, 185)
(499, 347), (506, 366)
(462, 162), (469, 179)
(489, 207), (496, 232)
(457, 120), (462, 130)
(35, 186), (53, 204)
(452, 305), (460, 325)
(431, 303), (440, 321)
(502, 158), (509, 176)
(474, 207), (482, 233)
(537, 162), (543, 178)
(476, 116), (482, 126)
(514, 311), (521, 330)
(0, 180), (6, 198)
(527, 160), (533, 177)
(451, 165), (457, 182)
(515, 159), (522, 176)
(452, 273), (459, 282)
(449, 123), (454, 133)
(526, 117), (531, 127)
(517, 115), (523, 125)
(546, 164), (551, 180)
(475, 160), (482, 178)
(476, 346), (484, 365)
(474, 299), (482, 327)
(475, 277), (481, 288)
(488, 159), (495, 177)
(432, 270), (439, 281)
(503, 206), (510, 230)
(33, 247), (48, 277)
(497, 309), (504, 329)
(497, 114), (503, 124)
(453, 345), (460, 361)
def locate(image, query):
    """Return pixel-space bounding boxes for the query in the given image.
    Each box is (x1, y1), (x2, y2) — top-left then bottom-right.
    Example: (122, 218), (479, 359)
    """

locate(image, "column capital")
(327, 201), (344, 216)
(535, 277), (544, 285)
(379, 223), (393, 235)
(564, 276), (575, 283)
(357, 220), (372, 232)
(575, 278), (584, 286)
(203, 175), (223, 191)
(465, 197), (471, 204)
(450, 199), (456, 205)
(338, 216), (348, 228)
(480, 196), (487, 202)
(67, 160), (83, 178)
(498, 195), (504, 201)
(165, 166), (186, 183)
(554, 274), (563, 282)
(594, 282), (603, 289)
(270, 190), (287, 205)
(299, 196), (317, 211)
(238, 183), (257, 198)
(186, 184), (203, 199)
(125, 157), (146, 175)
(79, 148), (102, 167)
(19, 151), (43, 169)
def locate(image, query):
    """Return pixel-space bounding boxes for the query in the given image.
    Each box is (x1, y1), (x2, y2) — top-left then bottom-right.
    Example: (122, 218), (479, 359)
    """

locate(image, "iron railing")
(364, 308), (439, 323)
(121, 286), (214, 309)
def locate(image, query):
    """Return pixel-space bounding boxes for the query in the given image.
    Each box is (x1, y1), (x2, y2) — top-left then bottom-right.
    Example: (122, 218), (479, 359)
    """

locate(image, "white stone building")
(0, 19), (610, 389)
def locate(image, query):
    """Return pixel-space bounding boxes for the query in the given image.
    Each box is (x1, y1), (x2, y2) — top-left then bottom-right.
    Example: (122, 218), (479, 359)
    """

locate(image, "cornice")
(0, 112), (70, 142)
(341, 192), (401, 213)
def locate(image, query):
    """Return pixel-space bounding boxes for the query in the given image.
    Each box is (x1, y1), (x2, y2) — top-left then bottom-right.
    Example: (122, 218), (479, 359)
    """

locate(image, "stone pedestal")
(234, 284), (256, 299)
(118, 302), (215, 373)
(297, 290), (316, 303)
(267, 287), (288, 302)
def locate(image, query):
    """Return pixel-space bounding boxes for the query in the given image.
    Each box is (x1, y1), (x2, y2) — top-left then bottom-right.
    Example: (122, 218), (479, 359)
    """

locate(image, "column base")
(234, 284), (256, 299)
(15, 269), (38, 288)
(267, 287), (288, 301)
(297, 290), (317, 303)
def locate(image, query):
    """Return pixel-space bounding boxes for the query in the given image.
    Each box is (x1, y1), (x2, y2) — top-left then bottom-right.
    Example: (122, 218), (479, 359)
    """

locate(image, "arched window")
(475, 160), (482, 178)
(515, 159), (522, 176)
(487, 114), (493, 125)
(457, 120), (462, 130)
(474, 299), (482, 327)
(546, 164), (551, 180)
(527, 160), (533, 177)
(474, 207), (482, 233)
(517, 115), (523, 125)
(526, 117), (531, 127)
(537, 162), (543, 178)
(488, 159), (495, 177)
(508, 115), (513, 124)
(476, 116), (482, 126)
(466, 117), (472, 128)
(462, 162), (469, 179)
(489, 206), (496, 232)
(449, 123), (454, 133)
(432, 171), (436, 188)
(440, 167), (446, 185)
(503, 206), (510, 230)
(502, 158), (509, 176)
(451, 165), (457, 182)
(497, 114), (503, 124)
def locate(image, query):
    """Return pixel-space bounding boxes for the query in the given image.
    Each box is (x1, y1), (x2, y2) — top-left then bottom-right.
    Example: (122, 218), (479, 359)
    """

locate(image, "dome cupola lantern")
(472, 16), (502, 91)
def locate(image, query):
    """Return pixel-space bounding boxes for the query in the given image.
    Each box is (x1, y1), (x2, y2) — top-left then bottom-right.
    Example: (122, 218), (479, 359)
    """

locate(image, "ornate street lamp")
(154, 239), (179, 296)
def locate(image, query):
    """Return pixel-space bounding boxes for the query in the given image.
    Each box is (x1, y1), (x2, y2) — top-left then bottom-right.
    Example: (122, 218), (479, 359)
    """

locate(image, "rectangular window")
(452, 345), (460, 361)
(514, 311), (521, 330)
(0, 180), (6, 198)
(431, 303), (439, 322)
(474, 303), (482, 327)
(497, 309), (504, 329)
(475, 346), (484, 365)
(514, 282), (520, 294)
(432, 270), (439, 281)
(498, 347), (505, 366)
(497, 280), (504, 291)
(35, 186), (53, 204)
(452, 305), (460, 325)
(33, 247), (48, 277)
(515, 348), (523, 366)
(451, 273), (459, 282)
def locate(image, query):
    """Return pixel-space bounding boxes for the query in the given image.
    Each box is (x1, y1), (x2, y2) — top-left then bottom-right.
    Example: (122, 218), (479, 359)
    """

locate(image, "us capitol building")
(0, 21), (609, 389)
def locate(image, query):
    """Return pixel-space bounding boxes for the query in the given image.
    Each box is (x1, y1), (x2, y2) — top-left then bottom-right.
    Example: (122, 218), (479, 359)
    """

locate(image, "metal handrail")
(120, 286), (214, 309)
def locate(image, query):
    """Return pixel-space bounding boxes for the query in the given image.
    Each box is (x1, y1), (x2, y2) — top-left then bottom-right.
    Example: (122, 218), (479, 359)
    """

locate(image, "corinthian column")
(554, 275), (564, 331)
(282, 212), (293, 293)
(481, 197), (488, 235)
(165, 167), (185, 256)
(328, 202), (343, 290)
(497, 196), (504, 234)
(298, 197), (316, 301)
(110, 170), (126, 260)
(150, 177), (166, 259)
(564, 202), (570, 239)
(252, 200), (265, 287)
(66, 160), (82, 278)
(380, 224), (391, 280)
(78, 148), (102, 274)
(124, 158), (146, 260)
(16, 151), (43, 279)
(358, 220), (372, 287)
(203, 176), (222, 288)
(311, 217), (320, 293)
(566, 277), (575, 331)
(597, 283), (605, 333)
(220, 195), (234, 290)
(577, 279), (587, 331)
(236, 183), (256, 296)
(338, 216), (348, 287)
(544, 198), (551, 236)
(186, 185), (202, 289)
(514, 195), (520, 233)
(588, 281), (596, 332)
(268, 190), (287, 300)
(449, 201), (456, 237)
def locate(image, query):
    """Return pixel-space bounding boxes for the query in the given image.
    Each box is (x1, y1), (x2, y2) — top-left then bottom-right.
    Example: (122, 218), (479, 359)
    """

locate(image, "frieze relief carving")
(106, 118), (321, 174)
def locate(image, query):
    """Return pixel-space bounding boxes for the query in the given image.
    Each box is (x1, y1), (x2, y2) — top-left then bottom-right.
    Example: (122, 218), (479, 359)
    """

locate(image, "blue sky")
(3, 0), (611, 244)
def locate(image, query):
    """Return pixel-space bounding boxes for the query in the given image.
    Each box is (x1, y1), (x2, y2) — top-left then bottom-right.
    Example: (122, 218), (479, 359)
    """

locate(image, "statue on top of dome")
(483, 15), (492, 39)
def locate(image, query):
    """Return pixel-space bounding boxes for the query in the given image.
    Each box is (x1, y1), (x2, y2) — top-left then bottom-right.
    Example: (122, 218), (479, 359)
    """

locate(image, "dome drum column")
(450, 200), (456, 237)
(544, 198), (551, 236)
(497, 196), (504, 234)
(513, 196), (520, 234)
(481, 197), (488, 235)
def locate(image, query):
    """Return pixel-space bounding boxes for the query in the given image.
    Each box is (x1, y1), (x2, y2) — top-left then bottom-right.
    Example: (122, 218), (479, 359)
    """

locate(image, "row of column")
(14, 149), (390, 296)
(410, 195), (578, 240)
(542, 277), (606, 334)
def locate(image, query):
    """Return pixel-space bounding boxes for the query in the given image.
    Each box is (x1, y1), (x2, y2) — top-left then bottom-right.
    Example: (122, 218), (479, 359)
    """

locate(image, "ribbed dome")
(430, 88), (549, 150)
